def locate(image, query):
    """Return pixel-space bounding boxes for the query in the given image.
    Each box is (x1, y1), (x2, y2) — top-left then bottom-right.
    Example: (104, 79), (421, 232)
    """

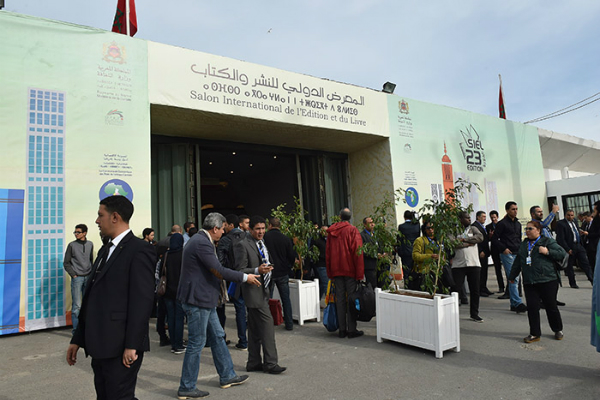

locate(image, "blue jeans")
(314, 267), (328, 299)
(270, 276), (294, 329)
(164, 298), (185, 349)
(179, 304), (238, 391)
(231, 295), (247, 347)
(71, 275), (88, 333)
(500, 253), (523, 307)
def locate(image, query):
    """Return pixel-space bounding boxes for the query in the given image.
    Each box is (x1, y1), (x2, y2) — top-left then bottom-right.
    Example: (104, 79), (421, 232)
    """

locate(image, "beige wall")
(348, 139), (396, 226)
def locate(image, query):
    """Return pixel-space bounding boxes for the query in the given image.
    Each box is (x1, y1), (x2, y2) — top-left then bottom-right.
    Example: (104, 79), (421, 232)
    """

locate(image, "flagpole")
(126, 0), (130, 36)
(498, 74), (503, 100)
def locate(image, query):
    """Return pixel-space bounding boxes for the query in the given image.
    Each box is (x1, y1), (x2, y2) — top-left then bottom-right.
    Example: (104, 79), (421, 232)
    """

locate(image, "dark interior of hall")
(198, 147), (298, 220)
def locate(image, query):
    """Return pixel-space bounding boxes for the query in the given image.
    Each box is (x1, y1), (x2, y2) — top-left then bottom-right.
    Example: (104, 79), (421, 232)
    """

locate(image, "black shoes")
(264, 365), (287, 374)
(348, 330), (364, 338)
(556, 300), (566, 306)
(480, 292), (490, 297)
(247, 363), (287, 374)
(470, 315), (484, 323)
(159, 336), (171, 347)
(246, 364), (263, 372)
(498, 294), (510, 300)
(338, 330), (347, 338)
(511, 304), (527, 313)
(570, 284), (579, 289)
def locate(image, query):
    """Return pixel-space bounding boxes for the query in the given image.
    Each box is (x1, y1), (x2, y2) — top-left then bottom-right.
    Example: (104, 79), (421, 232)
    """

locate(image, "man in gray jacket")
(63, 224), (94, 334)
(451, 212), (484, 323)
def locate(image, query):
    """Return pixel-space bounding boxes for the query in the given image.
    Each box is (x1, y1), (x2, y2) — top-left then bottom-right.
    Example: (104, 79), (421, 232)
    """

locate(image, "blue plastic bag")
(323, 302), (338, 332)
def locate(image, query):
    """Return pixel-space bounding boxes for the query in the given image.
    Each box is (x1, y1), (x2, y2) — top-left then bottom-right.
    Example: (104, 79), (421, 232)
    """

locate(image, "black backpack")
(226, 230), (247, 270)
(348, 282), (376, 322)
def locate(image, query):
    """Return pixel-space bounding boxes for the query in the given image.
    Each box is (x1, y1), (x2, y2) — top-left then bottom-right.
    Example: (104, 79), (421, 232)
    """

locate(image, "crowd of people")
(63, 196), (600, 399)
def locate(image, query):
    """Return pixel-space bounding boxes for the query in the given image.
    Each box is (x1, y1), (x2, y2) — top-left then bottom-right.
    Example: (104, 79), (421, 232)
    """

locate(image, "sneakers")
(235, 343), (248, 351)
(177, 388), (209, 399)
(555, 331), (564, 340)
(219, 375), (249, 389)
(470, 315), (484, 323)
(171, 348), (186, 354)
(523, 335), (540, 343)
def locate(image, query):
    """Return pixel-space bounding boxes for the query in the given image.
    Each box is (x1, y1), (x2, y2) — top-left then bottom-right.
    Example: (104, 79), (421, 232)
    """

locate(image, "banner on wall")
(148, 42), (389, 137)
(387, 96), (547, 225)
(0, 12), (150, 335)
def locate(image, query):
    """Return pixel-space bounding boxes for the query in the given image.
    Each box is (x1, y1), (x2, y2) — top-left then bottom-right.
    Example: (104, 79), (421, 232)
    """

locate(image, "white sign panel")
(148, 42), (388, 136)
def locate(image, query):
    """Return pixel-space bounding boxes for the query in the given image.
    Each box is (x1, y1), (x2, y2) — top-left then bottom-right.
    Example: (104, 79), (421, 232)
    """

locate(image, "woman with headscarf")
(164, 232), (186, 354)
(508, 220), (566, 343)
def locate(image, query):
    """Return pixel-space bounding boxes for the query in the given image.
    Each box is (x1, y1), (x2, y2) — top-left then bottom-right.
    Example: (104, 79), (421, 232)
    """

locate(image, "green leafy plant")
(396, 178), (480, 295)
(357, 194), (400, 290)
(271, 197), (320, 280)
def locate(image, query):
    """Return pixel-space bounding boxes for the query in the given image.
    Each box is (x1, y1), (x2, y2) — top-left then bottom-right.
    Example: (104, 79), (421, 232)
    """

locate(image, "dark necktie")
(92, 242), (113, 284)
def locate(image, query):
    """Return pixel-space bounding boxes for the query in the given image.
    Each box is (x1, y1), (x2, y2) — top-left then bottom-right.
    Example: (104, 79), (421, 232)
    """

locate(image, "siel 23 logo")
(459, 125), (486, 172)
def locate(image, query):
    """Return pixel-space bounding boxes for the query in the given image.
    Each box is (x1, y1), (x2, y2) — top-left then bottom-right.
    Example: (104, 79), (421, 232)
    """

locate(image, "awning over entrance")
(538, 128), (600, 174)
(151, 104), (387, 154)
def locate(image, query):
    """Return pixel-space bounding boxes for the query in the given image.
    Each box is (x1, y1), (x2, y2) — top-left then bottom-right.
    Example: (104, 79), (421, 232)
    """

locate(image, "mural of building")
(441, 142), (454, 202)
(25, 88), (66, 332)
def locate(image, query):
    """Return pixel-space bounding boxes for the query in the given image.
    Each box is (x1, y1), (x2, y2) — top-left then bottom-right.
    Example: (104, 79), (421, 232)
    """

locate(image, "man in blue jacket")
(176, 213), (261, 399)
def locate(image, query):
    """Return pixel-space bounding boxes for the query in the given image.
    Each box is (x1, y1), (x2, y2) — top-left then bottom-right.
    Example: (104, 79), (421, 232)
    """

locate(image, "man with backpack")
(217, 214), (249, 350)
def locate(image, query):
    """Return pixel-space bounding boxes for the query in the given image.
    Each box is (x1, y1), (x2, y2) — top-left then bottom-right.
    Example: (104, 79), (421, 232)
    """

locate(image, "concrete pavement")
(1, 275), (599, 400)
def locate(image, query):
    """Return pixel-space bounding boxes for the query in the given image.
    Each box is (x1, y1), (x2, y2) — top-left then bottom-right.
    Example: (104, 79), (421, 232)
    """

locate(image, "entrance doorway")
(151, 136), (349, 238)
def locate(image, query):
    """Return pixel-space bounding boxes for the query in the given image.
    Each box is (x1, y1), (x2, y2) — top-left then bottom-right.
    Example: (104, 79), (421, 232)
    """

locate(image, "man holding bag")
(326, 208), (365, 338)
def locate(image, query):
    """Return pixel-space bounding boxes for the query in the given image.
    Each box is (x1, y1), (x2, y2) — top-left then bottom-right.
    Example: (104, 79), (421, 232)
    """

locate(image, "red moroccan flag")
(499, 83), (506, 119)
(112, 0), (137, 36)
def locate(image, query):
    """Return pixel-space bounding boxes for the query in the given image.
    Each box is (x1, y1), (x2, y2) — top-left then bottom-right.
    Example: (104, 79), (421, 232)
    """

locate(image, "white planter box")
(273, 279), (320, 326)
(375, 288), (460, 359)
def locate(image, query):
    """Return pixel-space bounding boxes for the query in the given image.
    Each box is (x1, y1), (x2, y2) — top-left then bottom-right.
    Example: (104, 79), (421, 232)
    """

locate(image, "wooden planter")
(273, 279), (320, 326)
(375, 288), (460, 358)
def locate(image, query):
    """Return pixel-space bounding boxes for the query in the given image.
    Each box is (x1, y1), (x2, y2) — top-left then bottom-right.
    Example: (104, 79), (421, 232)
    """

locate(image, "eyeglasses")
(73, 231), (83, 235)
(524, 227), (536, 231)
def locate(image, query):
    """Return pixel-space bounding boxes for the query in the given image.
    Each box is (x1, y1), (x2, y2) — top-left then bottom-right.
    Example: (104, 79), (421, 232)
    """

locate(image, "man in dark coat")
(397, 210), (420, 285)
(556, 209), (594, 288)
(264, 217), (297, 331)
(176, 213), (260, 398)
(472, 211), (493, 296)
(360, 217), (378, 290)
(67, 196), (156, 400)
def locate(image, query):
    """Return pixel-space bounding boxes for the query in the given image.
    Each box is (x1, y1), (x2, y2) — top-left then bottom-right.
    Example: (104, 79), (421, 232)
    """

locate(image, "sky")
(5, 1), (600, 141)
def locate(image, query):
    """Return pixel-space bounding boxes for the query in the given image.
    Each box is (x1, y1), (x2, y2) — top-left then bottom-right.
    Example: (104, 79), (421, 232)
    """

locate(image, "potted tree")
(270, 197), (321, 325)
(375, 179), (479, 358)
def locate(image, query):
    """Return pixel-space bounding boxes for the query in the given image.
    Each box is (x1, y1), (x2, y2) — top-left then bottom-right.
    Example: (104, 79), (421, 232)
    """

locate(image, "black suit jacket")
(556, 219), (579, 252)
(264, 228), (296, 279)
(360, 229), (378, 271)
(71, 231), (156, 359)
(398, 221), (420, 268)
(472, 222), (490, 258)
(587, 217), (600, 250)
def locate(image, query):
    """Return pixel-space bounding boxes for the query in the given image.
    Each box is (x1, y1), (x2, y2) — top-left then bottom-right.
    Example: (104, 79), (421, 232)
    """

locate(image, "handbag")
(156, 251), (168, 296)
(348, 281), (376, 322)
(323, 281), (339, 332)
(269, 298), (284, 326)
